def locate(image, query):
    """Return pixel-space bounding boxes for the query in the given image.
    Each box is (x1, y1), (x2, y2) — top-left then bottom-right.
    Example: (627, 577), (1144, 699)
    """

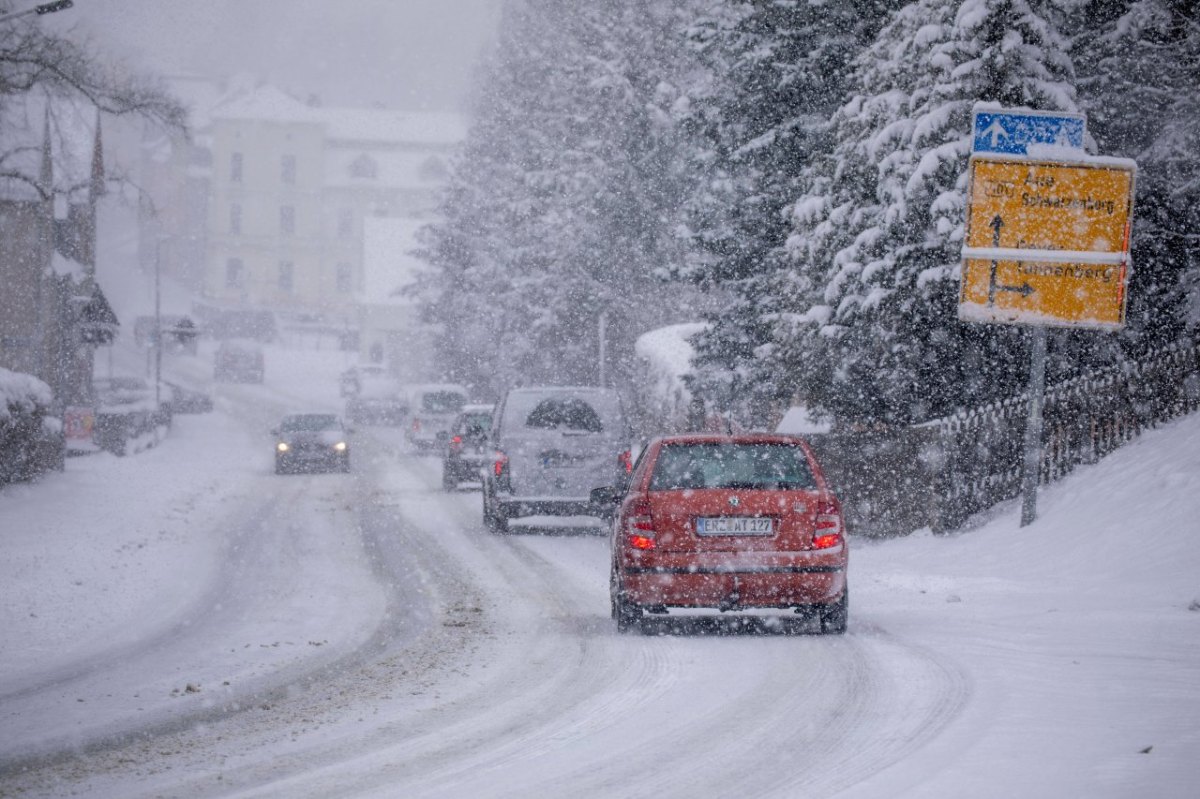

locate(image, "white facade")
(195, 84), (463, 324)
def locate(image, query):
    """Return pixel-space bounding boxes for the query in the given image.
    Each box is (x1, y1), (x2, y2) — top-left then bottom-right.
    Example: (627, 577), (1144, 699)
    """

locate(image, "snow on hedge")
(0, 367), (53, 421)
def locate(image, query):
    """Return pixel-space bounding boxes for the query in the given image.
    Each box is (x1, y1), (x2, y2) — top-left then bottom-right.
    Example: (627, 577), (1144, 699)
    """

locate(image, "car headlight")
(276, 442), (289, 452)
(334, 441), (347, 451)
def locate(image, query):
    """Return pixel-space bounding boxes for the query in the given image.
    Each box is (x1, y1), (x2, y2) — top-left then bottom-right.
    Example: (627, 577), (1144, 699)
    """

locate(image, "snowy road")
(2, 345), (1197, 797)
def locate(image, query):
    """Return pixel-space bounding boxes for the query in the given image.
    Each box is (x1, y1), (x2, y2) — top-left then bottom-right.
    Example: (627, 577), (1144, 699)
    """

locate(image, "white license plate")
(696, 517), (774, 536)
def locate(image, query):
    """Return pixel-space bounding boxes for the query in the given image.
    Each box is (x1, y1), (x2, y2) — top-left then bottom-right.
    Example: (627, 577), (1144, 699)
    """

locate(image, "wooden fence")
(804, 337), (1200, 537)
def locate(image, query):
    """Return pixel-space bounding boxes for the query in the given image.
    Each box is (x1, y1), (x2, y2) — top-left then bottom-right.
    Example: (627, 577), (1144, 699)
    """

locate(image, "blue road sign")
(972, 109), (1085, 156)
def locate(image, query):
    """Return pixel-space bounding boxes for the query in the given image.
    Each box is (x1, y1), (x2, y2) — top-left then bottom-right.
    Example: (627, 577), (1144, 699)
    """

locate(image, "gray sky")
(49, 0), (500, 111)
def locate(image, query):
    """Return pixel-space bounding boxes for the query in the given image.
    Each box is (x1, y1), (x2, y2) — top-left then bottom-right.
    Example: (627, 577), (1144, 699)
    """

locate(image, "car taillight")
(618, 449), (633, 473)
(412, 418), (421, 432)
(624, 496), (655, 549)
(813, 501), (844, 549)
(493, 450), (510, 489)
(449, 435), (463, 454)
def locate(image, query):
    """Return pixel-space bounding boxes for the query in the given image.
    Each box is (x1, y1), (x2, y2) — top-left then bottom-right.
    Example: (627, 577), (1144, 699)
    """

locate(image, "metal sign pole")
(1020, 326), (1048, 526)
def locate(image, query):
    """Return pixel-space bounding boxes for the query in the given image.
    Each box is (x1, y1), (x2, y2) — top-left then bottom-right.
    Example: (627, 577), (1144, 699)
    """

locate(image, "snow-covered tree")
(1073, 0), (1200, 347)
(773, 0), (1081, 426)
(417, 0), (704, 399)
(677, 0), (895, 426)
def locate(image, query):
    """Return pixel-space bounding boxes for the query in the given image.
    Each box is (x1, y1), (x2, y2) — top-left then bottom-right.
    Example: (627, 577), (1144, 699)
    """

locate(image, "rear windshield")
(525, 398), (603, 432)
(649, 443), (817, 491)
(457, 412), (493, 434)
(420, 392), (466, 414)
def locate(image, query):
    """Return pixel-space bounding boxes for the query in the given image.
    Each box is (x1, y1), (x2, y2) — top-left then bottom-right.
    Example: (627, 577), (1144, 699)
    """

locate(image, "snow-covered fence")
(805, 337), (1200, 537)
(934, 336), (1200, 533)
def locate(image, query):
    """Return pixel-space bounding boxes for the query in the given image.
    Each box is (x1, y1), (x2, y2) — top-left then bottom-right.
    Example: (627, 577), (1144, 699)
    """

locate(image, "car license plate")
(696, 517), (774, 536)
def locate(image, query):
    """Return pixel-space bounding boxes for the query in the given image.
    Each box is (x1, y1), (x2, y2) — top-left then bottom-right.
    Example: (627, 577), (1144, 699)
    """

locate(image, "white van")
(482, 386), (632, 533)
(406, 384), (468, 451)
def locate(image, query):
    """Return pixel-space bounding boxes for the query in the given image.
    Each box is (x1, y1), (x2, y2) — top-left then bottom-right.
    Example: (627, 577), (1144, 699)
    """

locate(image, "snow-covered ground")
(1, 342), (1198, 797)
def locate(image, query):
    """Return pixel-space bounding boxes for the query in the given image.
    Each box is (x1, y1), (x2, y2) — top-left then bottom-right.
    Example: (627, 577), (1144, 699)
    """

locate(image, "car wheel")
(442, 468), (457, 492)
(275, 459), (287, 475)
(341, 456), (351, 473)
(611, 572), (642, 633)
(819, 586), (848, 635)
(483, 491), (509, 534)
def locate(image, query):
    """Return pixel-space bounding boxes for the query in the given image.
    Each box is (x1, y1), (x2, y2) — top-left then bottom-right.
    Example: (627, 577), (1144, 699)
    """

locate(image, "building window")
(336, 262), (353, 293)
(230, 203), (242, 234)
(278, 261), (294, 293)
(280, 205), (295, 235)
(337, 208), (353, 238)
(281, 154), (296, 185)
(225, 257), (244, 288)
(230, 152), (243, 183)
(348, 153), (377, 179)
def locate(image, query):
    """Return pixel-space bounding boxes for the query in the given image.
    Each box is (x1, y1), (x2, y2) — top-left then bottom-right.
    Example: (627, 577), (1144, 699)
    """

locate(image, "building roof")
(207, 82), (467, 146)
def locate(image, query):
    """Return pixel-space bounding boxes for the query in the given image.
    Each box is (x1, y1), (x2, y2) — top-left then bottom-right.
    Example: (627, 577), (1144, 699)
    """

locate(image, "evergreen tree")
(1074, 0), (1200, 350)
(417, 0), (701, 399)
(775, 0), (1080, 426)
(678, 0), (891, 426)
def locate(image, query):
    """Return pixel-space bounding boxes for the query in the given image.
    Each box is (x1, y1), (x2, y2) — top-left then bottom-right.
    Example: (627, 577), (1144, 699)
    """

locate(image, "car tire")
(611, 573), (642, 633)
(442, 468), (457, 492)
(819, 586), (848, 635)
(483, 491), (509, 534)
(275, 459), (288, 475)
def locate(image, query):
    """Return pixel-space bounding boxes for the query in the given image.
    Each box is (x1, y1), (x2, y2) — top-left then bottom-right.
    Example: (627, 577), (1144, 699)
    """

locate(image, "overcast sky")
(47, 0), (500, 111)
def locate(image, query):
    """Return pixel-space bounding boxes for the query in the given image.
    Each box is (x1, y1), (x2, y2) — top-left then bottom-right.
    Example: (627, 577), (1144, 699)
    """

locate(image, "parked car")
(92, 377), (168, 456)
(273, 413), (351, 474)
(344, 366), (409, 425)
(595, 433), (848, 634)
(164, 382), (213, 414)
(441, 403), (495, 490)
(406, 383), (468, 451)
(214, 339), (264, 383)
(133, 314), (199, 354)
(482, 386), (632, 533)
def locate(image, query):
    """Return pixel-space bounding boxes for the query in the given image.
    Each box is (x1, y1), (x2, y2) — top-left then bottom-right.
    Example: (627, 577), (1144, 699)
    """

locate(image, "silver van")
(483, 386), (632, 533)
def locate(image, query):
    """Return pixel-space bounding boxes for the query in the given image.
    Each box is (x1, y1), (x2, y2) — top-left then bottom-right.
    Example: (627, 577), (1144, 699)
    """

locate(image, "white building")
(140, 78), (462, 368)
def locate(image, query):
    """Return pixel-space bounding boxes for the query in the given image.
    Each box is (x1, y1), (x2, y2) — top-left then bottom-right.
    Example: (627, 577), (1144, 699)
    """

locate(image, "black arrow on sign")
(987, 215), (1004, 305)
(986, 217), (1038, 305)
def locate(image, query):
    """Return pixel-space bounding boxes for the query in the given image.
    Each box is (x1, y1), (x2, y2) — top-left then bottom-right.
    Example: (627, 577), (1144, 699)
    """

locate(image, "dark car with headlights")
(441, 403), (495, 490)
(273, 413), (351, 474)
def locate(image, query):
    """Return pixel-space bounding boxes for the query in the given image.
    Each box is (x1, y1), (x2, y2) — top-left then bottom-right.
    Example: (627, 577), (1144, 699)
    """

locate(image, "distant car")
(164, 382), (213, 414)
(597, 433), (848, 634)
(482, 386), (632, 533)
(214, 339), (264, 383)
(441, 403), (495, 491)
(273, 413), (351, 474)
(91, 377), (168, 456)
(344, 366), (409, 425)
(407, 384), (468, 451)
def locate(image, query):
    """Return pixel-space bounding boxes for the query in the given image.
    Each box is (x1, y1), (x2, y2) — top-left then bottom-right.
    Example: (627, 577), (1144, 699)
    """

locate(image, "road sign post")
(960, 108), (1135, 527)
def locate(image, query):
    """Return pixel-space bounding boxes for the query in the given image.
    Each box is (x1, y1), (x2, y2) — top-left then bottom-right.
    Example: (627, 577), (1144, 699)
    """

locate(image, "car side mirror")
(589, 485), (622, 507)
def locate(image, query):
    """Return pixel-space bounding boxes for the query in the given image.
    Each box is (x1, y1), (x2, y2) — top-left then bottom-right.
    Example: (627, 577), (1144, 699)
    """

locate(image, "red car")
(600, 434), (848, 634)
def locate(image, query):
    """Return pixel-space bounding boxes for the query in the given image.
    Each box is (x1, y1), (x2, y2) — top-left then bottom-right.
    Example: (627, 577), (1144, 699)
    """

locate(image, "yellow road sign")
(960, 257), (1128, 328)
(959, 155), (1136, 329)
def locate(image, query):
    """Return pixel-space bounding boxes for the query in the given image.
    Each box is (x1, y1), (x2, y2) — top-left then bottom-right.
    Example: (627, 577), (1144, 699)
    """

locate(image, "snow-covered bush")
(1, 367), (63, 487)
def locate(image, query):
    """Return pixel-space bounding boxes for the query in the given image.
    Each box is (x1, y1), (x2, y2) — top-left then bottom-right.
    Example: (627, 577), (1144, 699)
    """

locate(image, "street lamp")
(0, 1), (74, 24)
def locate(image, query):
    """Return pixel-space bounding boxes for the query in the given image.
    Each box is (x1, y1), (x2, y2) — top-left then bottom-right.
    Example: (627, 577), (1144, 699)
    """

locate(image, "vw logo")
(728, 496), (740, 508)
